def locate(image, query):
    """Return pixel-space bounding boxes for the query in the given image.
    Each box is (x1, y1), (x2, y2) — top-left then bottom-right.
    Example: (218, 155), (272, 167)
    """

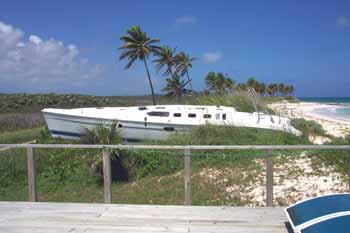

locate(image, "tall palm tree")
(287, 85), (295, 96)
(267, 83), (278, 96)
(278, 83), (286, 96)
(162, 73), (191, 102)
(119, 25), (160, 105)
(204, 72), (235, 95)
(256, 82), (266, 96)
(175, 52), (196, 91)
(247, 77), (258, 90)
(153, 45), (176, 78)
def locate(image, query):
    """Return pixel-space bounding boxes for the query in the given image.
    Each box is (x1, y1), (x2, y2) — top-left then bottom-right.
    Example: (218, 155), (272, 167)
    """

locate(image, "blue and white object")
(285, 193), (350, 233)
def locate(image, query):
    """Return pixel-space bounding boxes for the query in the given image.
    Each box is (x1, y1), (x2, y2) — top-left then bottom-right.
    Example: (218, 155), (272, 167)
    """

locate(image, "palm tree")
(247, 77), (258, 90)
(81, 123), (128, 182)
(162, 73), (191, 102)
(267, 83), (278, 96)
(278, 83), (286, 96)
(287, 85), (295, 96)
(153, 45), (176, 78)
(81, 122), (122, 145)
(119, 25), (160, 105)
(204, 72), (235, 95)
(175, 52), (196, 91)
(256, 82), (266, 96)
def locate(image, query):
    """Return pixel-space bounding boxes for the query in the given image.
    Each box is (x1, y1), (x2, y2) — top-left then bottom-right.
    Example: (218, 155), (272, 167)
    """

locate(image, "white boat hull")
(42, 105), (302, 141)
(43, 112), (192, 141)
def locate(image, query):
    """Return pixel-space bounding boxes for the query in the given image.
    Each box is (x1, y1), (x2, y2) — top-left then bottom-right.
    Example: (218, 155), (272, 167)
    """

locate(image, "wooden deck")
(0, 202), (289, 233)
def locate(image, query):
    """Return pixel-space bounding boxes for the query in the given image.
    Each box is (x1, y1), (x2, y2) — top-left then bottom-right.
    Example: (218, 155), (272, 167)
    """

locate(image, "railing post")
(27, 147), (37, 202)
(103, 148), (112, 204)
(266, 149), (273, 207)
(184, 148), (191, 205)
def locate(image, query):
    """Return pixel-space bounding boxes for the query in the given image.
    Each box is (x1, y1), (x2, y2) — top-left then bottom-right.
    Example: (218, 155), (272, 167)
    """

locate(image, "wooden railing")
(1, 144), (350, 206)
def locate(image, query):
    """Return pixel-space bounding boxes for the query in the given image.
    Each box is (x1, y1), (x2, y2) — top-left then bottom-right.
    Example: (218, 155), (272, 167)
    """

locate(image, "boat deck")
(0, 202), (290, 233)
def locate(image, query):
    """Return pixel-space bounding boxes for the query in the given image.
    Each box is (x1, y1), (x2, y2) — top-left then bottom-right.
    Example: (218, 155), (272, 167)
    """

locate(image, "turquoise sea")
(299, 97), (350, 120)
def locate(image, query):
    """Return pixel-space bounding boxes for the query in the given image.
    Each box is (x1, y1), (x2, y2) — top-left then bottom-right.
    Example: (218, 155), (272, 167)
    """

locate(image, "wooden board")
(0, 202), (289, 233)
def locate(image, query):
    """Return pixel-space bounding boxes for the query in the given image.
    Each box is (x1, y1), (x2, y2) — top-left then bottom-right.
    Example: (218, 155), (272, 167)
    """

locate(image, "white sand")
(269, 101), (350, 139)
(196, 102), (350, 206)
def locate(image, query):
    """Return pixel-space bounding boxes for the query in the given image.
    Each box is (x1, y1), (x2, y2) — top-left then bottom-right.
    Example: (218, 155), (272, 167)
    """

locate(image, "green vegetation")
(164, 125), (309, 146)
(0, 127), (43, 144)
(291, 118), (327, 138)
(0, 112), (44, 132)
(204, 72), (235, 95)
(312, 135), (350, 177)
(162, 73), (191, 101)
(0, 93), (126, 114)
(0, 123), (313, 204)
(174, 52), (195, 91)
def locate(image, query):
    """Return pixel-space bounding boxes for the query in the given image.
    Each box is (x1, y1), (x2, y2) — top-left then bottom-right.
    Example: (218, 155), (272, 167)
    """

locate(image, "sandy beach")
(269, 101), (350, 139)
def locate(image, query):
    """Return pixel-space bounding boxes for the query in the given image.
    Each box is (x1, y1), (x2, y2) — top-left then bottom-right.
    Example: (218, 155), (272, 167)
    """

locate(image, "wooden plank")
(102, 149), (112, 204)
(0, 202), (288, 233)
(27, 147), (37, 202)
(1, 144), (350, 151)
(184, 148), (191, 205)
(266, 150), (273, 207)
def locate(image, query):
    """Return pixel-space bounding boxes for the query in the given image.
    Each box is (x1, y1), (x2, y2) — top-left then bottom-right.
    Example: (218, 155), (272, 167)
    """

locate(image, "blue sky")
(1, 0), (350, 97)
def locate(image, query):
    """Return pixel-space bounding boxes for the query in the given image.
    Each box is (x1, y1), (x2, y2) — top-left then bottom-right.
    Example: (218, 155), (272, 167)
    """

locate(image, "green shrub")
(314, 136), (350, 176)
(164, 124), (310, 145)
(0, 127), (43, 144)
(291, 118), (326, 138)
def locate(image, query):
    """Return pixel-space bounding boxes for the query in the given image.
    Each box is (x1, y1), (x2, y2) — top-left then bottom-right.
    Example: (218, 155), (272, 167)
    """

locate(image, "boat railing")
(0, 143), (349, 206)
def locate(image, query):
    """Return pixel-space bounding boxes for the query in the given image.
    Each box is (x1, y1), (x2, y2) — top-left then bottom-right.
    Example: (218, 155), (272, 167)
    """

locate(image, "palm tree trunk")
(186, 71), (193, 92)
(143, 58), (156, 105)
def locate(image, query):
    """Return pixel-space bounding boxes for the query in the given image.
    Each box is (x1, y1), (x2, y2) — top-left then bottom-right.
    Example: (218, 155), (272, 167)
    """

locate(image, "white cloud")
(175, 15), (197, 26)
(203, 52), (222, 64)
(0, 21), (103, 91)
(337, 16), (350, 27)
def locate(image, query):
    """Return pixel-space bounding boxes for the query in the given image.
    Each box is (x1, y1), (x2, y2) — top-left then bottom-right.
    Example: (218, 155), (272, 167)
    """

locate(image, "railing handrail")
(1, 143), (349, 206)
(0, 144), (350, 150)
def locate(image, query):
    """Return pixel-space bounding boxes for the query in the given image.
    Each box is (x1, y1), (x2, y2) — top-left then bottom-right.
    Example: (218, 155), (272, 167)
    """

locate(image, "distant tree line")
(204, 73), (295, 97)
(118, 25), (295, 103)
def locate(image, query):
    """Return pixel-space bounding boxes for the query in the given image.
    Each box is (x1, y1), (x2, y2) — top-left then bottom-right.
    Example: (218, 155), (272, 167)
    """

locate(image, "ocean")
(299, 97), (350, 120)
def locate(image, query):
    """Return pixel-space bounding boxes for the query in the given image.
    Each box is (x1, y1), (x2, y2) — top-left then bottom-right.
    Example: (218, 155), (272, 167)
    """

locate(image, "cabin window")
(173, 113), (181, 117)
(222, 114), (227, 120)
(147, 111), (169, 117)
(139, 106), (148, 110)
(215, 113), (220, 120)
(188, 113), (196, 118)
(203, 114), (211, 119)
(156, 107), (166, 109)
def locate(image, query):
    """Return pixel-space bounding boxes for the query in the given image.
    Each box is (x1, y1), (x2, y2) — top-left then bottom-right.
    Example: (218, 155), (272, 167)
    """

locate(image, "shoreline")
(269, 101), (350, 139)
